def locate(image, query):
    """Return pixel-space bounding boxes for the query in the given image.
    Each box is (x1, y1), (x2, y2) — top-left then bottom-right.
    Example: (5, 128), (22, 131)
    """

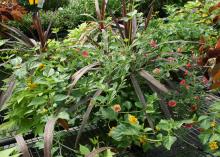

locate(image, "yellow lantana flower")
(209, 141), (219, 151)
(27, 82), (37, 90)
(38, 63), (45, 70)
(139, 135), (147, 144)
(211, 121), (216, 128)
(128, 114), (138, 124)
(108, 127), (115, 137)
(29, 0), (38, 5)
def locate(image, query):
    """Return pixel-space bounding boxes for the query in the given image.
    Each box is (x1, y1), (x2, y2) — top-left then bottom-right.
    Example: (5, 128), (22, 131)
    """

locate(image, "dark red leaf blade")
(15, 135), (31, 157)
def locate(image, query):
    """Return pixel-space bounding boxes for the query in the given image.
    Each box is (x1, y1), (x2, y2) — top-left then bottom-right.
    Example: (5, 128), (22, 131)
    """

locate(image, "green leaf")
(198, 115), (209, 122)
(57, 111), (70, 120)
(124, 101), (132, 110)
(54, 94), (68, 102)
(79, 145), (90, 155)
(10, 57), (22, 66)
(111, 124), (139, 141)
(0, 147), (19, 157)
(157, 119), (172, 131)
(43, 68), (55, 77)
(28, 97), (47, 106)
(103, 149), (115, 157)
(210, 134), (220, 142)
(163, 136), (177, 150)
(0, 39), (8, 47)
(100, 108), (117, 120)
(199, 133), (210, 144)
(135, 102), (143, 108)
(200, 119), (210, 130)
(210, 101), (220, 111)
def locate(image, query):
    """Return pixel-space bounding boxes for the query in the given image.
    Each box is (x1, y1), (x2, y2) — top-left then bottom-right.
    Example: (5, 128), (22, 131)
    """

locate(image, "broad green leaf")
(198, 115), (209, 122)
(199, 133), (211, 144)
(103, 149), (114, 157)
(54, 94), (68, 102)
(100, 108), (117, 120)
(200, 119), (211, 130)
(28, 97), (47, 106)
(0, 147), (19, 157)
(43, 68), (55, 77)
(210, 134), (220, 142)
(10, 57), (22, 66)
(0, 39), (8, 47)
(210, 101), (220, 111)
(79, 145), (90, 155)
(163, 136), (177, 150)
(57, 112), (70, 120)
(157, 119), (171, 131)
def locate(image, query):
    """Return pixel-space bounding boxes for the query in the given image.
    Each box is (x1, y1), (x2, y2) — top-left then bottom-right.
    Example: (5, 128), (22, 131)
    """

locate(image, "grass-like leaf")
(15, 135), (31, 157)
(0, 22), (35, 48)
(75, 89), (102, 147)
(139, 70), (171, 118)
(130, 74), (154, 129)
(0, 75), (16, 110)
(68, 62), (100, 95)
(44, 118), (57, 157)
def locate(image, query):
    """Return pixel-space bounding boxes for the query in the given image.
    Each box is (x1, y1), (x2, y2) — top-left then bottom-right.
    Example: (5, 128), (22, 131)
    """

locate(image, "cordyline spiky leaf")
(32, 12), (52, 50)
(139, 70), (172, 118)
(130, 74), (154, 129)
(68, 62), (100, 95)
(75, 89), (102, 147)
(0, 22), (35, 48)
(144, 5), (154, 30)
(209, 2), (220, 13)
(15, 135), (31, 157)
(0, 75), (16, 110)
(44, 118), (69, 157)
(95, 0), (108, 29)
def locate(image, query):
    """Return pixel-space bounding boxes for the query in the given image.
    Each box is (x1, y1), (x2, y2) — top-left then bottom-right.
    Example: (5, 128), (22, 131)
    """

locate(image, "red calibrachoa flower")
(82, 51), (89, 57)
(183, 70), (188, 76)
(112, 104), (121, 113)
(149, 40), (157, 48)
(177, 47), (182, 53)
(183, 123), (193, 129)
(185, 84), (190, 90)
(197, 57), (203, 65)
(190, 104), (198, 112)
(180, 80), (186, 85)
(186, 63), (191, 68)
(202, 76), (209, 85)
(168, 100), (177, 107)
(194, 96), (200, 100)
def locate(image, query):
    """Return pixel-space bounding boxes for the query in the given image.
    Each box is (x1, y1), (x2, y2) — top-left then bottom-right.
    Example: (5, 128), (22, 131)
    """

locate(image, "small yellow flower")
(152, 68), (161, 75)
(29, 0), (38, 5)
(108, 127), (115, 137)
(211, 121), (216, 128)
(202, 13), (208, 17)
(139, 135), (147, 144)
(209, 141), (219, 151)
(128, 114), (138, 124)
(155, 126), (160, 131)
(27, 82), (37, 90)
(112, 104), (121, 112)
(38, 63), (45, 70)
(41, 108), (48, 114)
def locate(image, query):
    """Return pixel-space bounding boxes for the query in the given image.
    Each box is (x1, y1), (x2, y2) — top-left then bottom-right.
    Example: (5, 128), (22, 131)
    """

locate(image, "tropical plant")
(0, 0), (219, 156)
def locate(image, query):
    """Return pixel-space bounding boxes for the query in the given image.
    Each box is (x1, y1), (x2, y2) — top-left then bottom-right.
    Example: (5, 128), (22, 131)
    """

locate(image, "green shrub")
(18, 0), (69, 10)
(9, 0), (122, 36)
